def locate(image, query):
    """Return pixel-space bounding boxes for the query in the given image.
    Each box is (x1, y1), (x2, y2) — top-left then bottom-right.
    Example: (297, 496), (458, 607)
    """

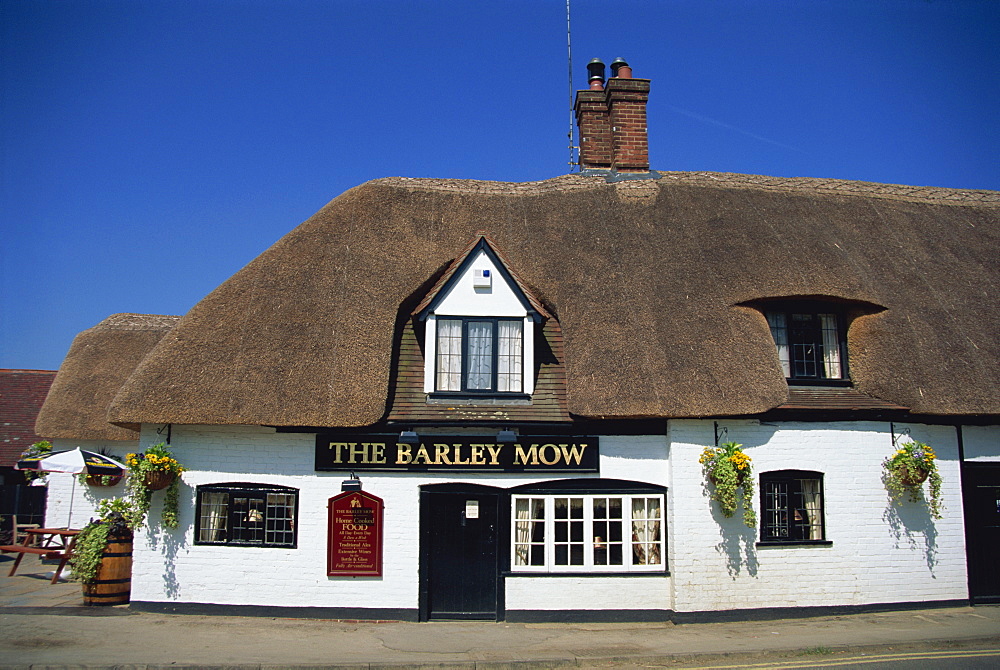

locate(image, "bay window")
(511, 493), (665, 573)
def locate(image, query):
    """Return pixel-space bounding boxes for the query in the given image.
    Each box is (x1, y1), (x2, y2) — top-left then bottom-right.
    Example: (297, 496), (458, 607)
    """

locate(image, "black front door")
(964, 463), (1000, 604)
(420, 485), (502, 620)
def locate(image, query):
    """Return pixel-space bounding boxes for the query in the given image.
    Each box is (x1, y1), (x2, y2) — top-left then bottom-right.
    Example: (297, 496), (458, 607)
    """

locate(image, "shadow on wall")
(881, 478), (939, 573)
(704, 478), (759, 579)
(146, 480), (189, 599)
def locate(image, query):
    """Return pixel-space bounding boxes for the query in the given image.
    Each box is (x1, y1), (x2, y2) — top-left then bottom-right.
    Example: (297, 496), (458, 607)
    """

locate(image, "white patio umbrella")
(16, 447), (126, 527)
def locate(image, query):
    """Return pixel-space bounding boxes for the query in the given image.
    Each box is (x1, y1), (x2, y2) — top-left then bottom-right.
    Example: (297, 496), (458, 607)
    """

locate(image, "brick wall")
(105, 420), (982, 613)
(667, 419), (969, 613)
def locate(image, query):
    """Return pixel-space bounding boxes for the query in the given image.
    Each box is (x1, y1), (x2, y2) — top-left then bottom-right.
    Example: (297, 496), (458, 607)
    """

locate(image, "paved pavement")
(2, 553), (998, 669)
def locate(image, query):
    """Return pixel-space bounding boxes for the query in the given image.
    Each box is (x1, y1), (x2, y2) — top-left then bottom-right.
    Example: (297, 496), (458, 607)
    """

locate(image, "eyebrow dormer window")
(766, 309), (847, 382)
(436, 318), (523, 393)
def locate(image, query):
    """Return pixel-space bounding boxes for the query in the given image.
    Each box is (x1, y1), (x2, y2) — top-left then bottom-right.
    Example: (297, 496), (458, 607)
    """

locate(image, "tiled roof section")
(0, 370), (57, 467)
(412, 234), (552, 319)
(386, 318), (570, 424)
(97, 313), (181, 331)
(776, 386), (909, 412)
(381, 172), (1000, 207)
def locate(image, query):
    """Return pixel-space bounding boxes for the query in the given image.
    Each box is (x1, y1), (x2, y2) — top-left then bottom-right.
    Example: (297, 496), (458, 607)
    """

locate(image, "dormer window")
(436, 317), (523, 393)
(765, 308), (847, 382)
(416, 237), (548, 399)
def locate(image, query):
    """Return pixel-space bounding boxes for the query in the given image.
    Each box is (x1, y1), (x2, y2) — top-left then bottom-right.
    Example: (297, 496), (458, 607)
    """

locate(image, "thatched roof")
(106, 171), (999, 428)
(36, 313), (179, 439)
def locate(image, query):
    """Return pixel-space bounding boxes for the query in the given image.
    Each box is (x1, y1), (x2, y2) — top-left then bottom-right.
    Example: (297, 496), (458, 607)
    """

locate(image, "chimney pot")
(610, 58), (632, 79)
(587, 58), (606, 90)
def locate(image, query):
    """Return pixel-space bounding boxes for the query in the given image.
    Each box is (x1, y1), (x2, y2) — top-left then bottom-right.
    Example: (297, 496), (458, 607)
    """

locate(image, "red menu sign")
(327, 490), (383, 577)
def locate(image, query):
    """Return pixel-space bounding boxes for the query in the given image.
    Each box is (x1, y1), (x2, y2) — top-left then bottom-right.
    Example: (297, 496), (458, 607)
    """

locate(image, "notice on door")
(327, 490), (384, 577)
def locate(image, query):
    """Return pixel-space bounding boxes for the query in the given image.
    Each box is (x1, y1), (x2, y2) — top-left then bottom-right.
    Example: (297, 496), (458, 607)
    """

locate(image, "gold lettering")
(413, 445), (432, 465)
(330, 442), (349, 464)
(469, 444), (486, 465)
(452, 443), (470, 465)
(514, 444), (538, 465)
(349, 442), (367, 464)
(395, 443), (412, 464)
(433, 443), (452, 465)
(486, 444), (502, 465)
(539, 444), (561, 465)
(561, 443), (587, 465)
(370, 442), (386, 464)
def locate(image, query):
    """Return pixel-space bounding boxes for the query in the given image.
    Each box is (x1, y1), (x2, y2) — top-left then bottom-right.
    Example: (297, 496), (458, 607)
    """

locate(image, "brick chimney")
(574, 58), (652, 174)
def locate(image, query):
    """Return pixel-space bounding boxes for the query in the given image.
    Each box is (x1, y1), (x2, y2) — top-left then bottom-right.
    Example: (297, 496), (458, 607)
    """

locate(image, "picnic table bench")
(0, 527), (79, 583)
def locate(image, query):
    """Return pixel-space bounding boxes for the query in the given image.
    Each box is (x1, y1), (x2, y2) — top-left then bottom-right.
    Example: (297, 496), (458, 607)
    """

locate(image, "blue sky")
(2, 0), (997, 371)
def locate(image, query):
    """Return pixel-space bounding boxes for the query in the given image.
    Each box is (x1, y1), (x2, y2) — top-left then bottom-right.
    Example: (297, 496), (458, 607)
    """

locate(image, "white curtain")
(766, 312), (790, 376)
(466, 321), (493, 389)
(631, 497), (662, 566)
(801, 479), (823, 540)
(514, 497), (543, 566)
(200, 492), (228, 543)
(819, 314), (842, 378)
(435, 319), (462, 391)
(497, 320), (523, 392)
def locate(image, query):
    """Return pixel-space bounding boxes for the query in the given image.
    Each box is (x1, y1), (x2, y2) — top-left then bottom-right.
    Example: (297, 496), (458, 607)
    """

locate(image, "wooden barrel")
(82, 532), (133, 606)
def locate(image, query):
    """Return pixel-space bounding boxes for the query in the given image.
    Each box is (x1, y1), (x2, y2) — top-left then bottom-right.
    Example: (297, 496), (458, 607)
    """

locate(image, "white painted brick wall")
(963, 425), (1000, 461)
(668, 419), (971, 613)
(130, 426), (671, 610)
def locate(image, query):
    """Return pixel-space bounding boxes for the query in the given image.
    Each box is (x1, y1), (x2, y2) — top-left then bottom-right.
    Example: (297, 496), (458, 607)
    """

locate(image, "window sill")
(503, 570), (670, 577)
(756, 540), (832, 548)
(785, 379), (853, 387)
(427, 393), (531, 406)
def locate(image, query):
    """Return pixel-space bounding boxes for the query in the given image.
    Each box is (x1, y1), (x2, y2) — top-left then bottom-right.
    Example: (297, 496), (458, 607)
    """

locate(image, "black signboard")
(315, 435), (599, 472)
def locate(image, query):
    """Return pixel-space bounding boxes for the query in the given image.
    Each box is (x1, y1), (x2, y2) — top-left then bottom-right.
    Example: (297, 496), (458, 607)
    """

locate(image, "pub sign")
(327, 490), (383, 577)
(315, 434), (599, 472)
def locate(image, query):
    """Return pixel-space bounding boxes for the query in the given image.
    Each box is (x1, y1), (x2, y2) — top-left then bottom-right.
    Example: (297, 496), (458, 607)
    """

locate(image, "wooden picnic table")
(0, 527), (80, 583)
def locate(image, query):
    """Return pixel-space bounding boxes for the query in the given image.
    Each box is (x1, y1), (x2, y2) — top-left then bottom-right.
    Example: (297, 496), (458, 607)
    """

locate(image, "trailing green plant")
(883, 440), (943, 519)
(19, 440), (52, 483)
(68, 500), (134, 585)
(124, 443), (185, 528)
(699, 441), (757, 528)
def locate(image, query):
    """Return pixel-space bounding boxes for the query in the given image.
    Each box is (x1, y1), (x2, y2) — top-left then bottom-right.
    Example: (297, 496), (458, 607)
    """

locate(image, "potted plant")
(69, 497), (138, 606)
(124, 443), (185, 528)
(699, 441), (757, 528)
(883, 440), (943, 519)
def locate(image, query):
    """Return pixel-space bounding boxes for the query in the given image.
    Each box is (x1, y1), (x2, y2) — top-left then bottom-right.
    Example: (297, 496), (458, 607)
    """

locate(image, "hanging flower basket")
(883, 440), (943, 519)
(142, 470), (176, 491)
(124, 443), (185, 528)
(86, 474), (123, 487)
(699, 441), (757, 528)
(898, 464), (929, 486)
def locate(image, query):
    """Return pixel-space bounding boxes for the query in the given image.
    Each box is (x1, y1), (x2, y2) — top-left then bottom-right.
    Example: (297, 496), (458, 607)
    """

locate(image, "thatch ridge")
(106, 174), (998, 428)
(36, 313), (180, 439)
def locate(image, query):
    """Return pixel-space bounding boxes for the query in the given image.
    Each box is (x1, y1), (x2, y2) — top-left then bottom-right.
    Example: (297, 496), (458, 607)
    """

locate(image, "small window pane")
(198, 492), (228, 543)
(436, 319), (463, 391)
(497, 320), (523, 392)
(466, 321), (494, 389)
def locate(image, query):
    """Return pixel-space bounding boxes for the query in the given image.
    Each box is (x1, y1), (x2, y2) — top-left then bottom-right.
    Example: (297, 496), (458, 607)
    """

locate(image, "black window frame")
(194, 483), (299, 549)
(758, 470), (831, 546)
(432, 315), (527, 396)
(765, 305), (850, 386)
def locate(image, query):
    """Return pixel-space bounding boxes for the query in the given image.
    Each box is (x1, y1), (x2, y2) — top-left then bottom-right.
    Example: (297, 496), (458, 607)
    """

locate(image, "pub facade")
(36, 62), (1000, 620)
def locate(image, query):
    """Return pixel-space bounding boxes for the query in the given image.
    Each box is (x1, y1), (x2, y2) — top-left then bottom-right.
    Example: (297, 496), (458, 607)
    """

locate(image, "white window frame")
(424, 315), (535, 395)
(510, 493), (666, 573)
